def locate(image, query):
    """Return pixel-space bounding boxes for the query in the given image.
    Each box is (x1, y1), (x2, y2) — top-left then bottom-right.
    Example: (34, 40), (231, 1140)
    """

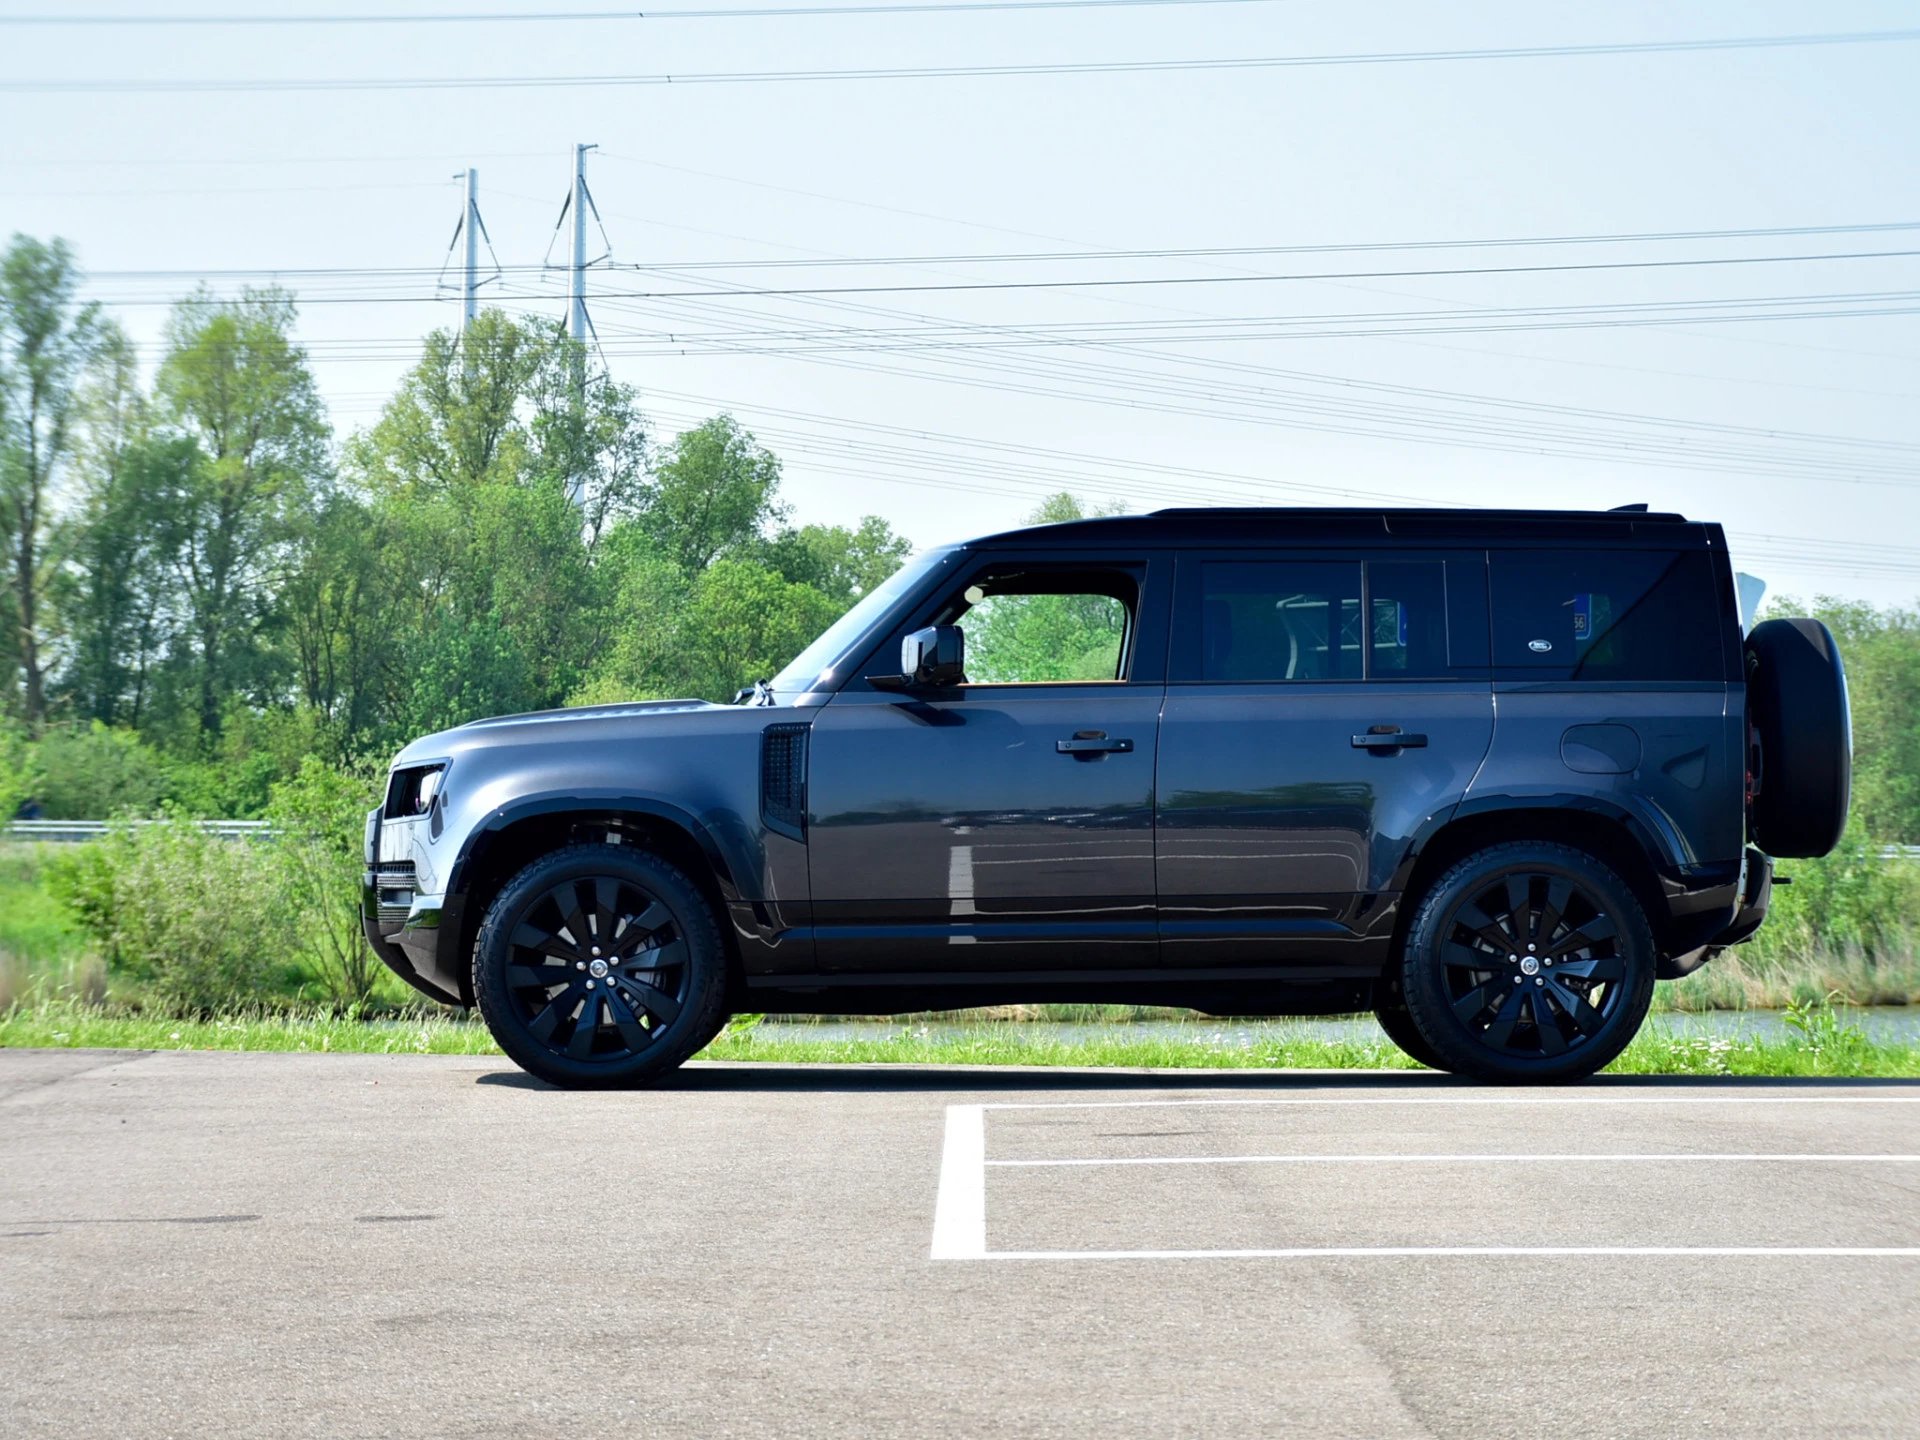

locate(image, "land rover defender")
(364, 507), (1851, 1085)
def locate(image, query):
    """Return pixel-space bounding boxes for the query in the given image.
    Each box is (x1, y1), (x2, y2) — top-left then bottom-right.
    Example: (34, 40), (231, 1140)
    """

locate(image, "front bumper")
(363, 877), (463, 1006)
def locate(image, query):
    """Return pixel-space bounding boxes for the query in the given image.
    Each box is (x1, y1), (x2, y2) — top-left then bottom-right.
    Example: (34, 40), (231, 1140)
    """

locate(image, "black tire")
(1372, 982), (1451, 1071)
(1399, 842), (1656, 1083)
(1746, 617), (1852, 859)
(472, 843), (729, 1089)
(683, 1008), (736, 1057)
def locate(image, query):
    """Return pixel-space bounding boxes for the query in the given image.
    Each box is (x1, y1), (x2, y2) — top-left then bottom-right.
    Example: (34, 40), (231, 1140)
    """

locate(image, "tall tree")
(280, 492), (406, 750)
(642, 415), (787, 573)
(60, 324), (182, 727)
(528, 342), (650, 551)
(345, 309), (545, 496)
(764, 515), (912, 604)
(155, 287), (329, 742)
(0, 235), (103, 728)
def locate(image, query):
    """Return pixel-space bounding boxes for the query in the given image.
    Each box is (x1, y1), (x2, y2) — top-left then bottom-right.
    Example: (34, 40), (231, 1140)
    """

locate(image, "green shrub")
(0, 719), (45, 820)
(1747, 822), (1919, 964)
(265, 758), (384, 1012)
(46, 819), (299, 1012)
(159, 705), (337, 819)
(29, 724), (170, 819)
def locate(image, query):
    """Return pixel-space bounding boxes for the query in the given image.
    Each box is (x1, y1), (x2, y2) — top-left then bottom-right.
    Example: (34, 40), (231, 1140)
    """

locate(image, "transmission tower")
(547, 142), (609, 510)
(439, 168), (499, 362)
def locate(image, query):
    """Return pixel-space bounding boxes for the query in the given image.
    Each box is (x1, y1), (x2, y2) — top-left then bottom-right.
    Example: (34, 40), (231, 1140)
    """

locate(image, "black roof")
(963, 505), (1717, 549)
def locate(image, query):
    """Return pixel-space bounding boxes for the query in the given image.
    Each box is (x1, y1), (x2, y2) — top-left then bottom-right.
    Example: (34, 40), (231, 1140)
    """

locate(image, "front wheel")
(472, 844), (729, 1089)
(1399, 842), (1656, 1082)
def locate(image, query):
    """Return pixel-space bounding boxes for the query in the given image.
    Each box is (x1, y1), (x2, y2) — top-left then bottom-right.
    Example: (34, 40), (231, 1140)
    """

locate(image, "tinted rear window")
(1490, 549), (1726, 681)
(1172, 555), (1484, 682)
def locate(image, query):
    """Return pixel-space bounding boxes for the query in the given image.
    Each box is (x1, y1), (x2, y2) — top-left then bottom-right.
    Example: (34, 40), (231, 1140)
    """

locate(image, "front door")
(804, 553), (1169, 974)
(1155, 550), (1494, 964)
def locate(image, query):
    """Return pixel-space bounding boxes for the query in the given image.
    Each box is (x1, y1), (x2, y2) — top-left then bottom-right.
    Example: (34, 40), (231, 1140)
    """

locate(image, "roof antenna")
(1609, 502), (1650, 513)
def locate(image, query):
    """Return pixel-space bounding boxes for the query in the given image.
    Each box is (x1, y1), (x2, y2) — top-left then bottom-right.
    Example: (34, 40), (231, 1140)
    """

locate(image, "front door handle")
(1057, 735), (1134, 754)
(1352, 729), (1428, 750)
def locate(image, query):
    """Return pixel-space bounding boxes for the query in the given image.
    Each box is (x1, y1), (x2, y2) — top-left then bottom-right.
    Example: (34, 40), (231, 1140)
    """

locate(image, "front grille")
(372, 860), (415, 879)
(761, 724), (809, 839)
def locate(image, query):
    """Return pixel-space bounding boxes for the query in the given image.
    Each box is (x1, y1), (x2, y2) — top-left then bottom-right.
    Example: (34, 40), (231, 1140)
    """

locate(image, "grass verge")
(2, 1001), (1915, 1077)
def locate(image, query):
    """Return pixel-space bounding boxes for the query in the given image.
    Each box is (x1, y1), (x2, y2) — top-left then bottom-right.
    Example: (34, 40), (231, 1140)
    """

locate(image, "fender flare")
(445, 790), (741, 906)
(1387, 791), (1689, 896)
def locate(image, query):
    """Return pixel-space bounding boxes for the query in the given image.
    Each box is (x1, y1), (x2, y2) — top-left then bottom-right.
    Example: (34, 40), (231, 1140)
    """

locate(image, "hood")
(391, 698), (728, 767)
(459, 698), (718, 731)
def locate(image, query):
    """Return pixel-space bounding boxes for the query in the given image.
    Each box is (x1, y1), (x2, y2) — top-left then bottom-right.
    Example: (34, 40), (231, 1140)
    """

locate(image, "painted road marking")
(987, 1152), (1920, 1168)
(931, 1104), (986, 1261)
(978, 1247), (1920, 1260)
(980, 1095), (1920, 1112)
(933, 1095), (1920, 1261)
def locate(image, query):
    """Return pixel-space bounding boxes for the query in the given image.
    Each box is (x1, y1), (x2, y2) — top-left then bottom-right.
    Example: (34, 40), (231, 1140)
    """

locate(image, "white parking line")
(930, 1104), (986, 1260)
(987, 1152), (1920, 1168)
(982, 1095), (1920, 1112)
(981, 1247), (1920, 1260)
(932, 1095), (1920, 1262)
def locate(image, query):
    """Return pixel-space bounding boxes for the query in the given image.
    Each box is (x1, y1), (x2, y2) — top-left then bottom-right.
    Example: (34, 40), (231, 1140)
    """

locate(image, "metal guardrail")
(5, 819), (277, 843)
(1885, 845), (1920, 862)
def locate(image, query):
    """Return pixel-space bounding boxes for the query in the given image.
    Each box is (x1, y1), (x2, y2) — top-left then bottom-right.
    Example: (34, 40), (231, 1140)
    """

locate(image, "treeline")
(0, 233), (911, 817)
(6, 230), (1920, 841)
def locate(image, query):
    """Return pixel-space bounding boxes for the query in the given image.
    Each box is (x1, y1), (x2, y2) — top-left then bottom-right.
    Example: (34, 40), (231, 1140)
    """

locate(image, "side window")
(1184, 560), (1364, 682)
(1490, 549), (1727, 681)
(947, 567), (1139, 684)
(1368, 561), (1451, 678)
(1173, 554), (1483, 682)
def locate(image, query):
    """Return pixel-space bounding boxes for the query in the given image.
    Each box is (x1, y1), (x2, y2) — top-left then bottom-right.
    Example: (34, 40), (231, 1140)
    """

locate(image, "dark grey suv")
(363, 507), (1851, 1085)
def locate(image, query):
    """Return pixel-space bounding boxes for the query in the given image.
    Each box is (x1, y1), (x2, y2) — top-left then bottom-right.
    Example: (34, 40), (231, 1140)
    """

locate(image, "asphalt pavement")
(2, 1049), (1917, 1438)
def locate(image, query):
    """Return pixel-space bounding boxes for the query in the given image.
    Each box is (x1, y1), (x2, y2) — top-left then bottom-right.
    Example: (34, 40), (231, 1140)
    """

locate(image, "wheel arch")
(1390, 800), (1675, 958)
(440, 794), (741, 1007)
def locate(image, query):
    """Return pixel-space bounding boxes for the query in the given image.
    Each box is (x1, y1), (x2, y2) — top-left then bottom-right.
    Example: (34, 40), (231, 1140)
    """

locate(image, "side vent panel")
(761, 723), (810, 842)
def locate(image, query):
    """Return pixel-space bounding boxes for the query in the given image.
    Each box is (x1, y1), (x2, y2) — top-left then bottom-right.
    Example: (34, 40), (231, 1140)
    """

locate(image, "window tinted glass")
(937, 565), (1140, 684)
(1368, 561), (1451, 678)
(1187, 561), (1364, 681)
(963, 590), (1130, 683)
(1490, 549), (1725, 680)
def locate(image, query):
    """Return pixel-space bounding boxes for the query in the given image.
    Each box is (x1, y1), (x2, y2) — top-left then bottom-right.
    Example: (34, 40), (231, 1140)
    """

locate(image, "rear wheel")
(1372, 982), (1451, 1071)
(472, 844), (729, 1089)
(1399, 842), (1656, 1082)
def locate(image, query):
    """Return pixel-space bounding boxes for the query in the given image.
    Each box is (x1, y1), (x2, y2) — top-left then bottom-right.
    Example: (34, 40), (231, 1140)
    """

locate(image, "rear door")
(1468, 543), (1744, 867)
(1155, 549), (1494, 963)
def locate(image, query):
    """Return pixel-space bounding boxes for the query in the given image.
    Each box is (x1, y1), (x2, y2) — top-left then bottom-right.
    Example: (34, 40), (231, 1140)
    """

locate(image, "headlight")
(385, 763), (447, 819)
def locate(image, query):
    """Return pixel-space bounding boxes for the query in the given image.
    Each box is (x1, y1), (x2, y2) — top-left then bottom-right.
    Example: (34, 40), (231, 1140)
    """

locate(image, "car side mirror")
(870, 624), (965, 691)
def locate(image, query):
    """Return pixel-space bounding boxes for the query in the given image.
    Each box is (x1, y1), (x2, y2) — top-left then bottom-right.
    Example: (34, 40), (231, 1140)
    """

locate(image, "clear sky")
(3, 0), (1917, 604)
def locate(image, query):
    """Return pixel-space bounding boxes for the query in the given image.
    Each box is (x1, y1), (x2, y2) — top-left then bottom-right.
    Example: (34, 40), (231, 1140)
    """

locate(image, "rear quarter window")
(1490, 548), (1728, 681)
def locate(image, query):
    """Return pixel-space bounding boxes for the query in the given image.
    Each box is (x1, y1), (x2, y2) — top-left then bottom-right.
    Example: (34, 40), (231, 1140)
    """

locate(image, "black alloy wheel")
(1400, 842), (1655, 1082)
(473, 844), (727, 1088)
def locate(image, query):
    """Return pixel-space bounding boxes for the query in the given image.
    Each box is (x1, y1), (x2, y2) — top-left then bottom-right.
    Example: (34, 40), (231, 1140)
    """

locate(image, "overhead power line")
(74, 251), (1920, 305)
(0, 0), (1288, 24)
(603, 222), (1920, 271)
(609, 247), (1920, 299)
(74, 221), (1920, 281)
(10, 28), (1918, 93)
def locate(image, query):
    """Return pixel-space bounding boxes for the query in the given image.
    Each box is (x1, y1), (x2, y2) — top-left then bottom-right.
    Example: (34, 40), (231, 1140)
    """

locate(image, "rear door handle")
(1352, 730), (1427, 750)
(1057, 735), (1134, 754)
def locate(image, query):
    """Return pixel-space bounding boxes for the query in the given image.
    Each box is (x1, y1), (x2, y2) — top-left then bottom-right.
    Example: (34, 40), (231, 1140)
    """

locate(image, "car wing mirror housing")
(870, 624), (965, 691)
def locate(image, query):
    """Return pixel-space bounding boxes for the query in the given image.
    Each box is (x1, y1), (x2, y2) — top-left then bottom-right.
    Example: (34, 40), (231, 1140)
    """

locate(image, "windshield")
(768, 546), (957, 695)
